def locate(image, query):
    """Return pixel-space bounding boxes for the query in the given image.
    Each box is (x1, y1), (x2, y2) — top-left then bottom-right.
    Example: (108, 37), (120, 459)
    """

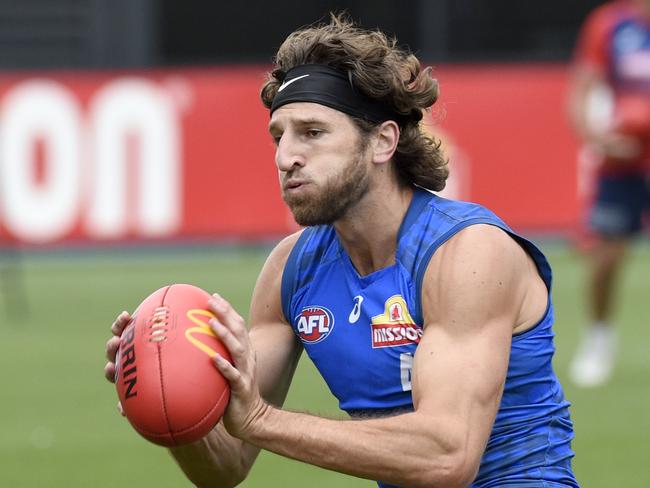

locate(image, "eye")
(306, 128), (322, 138)
(270, 133), (282, 146)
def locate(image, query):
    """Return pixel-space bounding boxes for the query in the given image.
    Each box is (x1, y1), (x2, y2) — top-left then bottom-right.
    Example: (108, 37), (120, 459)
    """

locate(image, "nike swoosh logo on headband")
(278, 74), (310, 92)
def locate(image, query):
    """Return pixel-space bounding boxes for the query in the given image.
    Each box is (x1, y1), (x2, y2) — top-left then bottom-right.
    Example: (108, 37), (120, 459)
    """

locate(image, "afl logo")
(296, 306), (334, 344)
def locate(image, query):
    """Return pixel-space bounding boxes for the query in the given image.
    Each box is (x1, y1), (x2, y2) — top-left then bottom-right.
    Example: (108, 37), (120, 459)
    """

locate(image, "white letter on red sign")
(86, 78), (182, 238)
(0, 80), (82, 242)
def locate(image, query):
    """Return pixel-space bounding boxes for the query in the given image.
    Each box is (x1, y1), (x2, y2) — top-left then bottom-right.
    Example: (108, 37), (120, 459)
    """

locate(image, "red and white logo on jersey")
(389, 302), (404, 322)
(296, 306), (335, 344)
(371, 295), (422, 348)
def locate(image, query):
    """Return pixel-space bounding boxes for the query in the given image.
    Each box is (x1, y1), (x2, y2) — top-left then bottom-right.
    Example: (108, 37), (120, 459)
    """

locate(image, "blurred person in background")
(568, 0), (650, 387)
(106, 14), (578, 488)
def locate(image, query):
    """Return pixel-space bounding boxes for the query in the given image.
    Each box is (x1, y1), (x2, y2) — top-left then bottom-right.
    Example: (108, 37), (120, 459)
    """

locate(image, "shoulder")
(263, 229), (305, 274)
(260, 225), (335, 293)
(421, 224), (535, 327)
(428, 224), (525, 273)
(249, 230), (304, 325)
(427, 224), (531, 290)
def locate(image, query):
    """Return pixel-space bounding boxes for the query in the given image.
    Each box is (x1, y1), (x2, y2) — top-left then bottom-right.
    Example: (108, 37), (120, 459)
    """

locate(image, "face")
(269, 103), (371, 226)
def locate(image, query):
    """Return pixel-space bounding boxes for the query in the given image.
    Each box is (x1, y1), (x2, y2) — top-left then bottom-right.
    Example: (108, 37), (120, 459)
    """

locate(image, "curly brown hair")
(260, 13), (448, 192)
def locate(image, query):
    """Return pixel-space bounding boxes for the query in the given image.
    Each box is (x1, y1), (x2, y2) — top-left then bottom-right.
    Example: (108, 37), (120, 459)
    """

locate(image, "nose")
(275, 132), (304, 172)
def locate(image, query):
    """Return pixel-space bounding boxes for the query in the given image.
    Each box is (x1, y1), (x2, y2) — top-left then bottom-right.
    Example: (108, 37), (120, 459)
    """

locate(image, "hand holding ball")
(115, 284), (231, 447)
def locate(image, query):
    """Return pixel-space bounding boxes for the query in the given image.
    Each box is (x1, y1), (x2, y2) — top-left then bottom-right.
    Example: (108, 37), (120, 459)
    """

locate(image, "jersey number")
(400, 352), (413, 391)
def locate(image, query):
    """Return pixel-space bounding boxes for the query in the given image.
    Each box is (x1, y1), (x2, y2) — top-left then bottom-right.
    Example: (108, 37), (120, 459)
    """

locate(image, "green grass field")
(0, 242), (648, 487)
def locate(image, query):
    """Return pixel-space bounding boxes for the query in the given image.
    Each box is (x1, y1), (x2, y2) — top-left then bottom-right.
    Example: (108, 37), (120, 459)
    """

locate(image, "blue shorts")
(588, 174), (650, 237)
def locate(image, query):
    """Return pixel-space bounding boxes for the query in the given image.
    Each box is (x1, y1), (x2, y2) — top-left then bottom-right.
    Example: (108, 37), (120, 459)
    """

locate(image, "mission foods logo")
(296, 306), (334, 344)
(371, 295), (422, 348)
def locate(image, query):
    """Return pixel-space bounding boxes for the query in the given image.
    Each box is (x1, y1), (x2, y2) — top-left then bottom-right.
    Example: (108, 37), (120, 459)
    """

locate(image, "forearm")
(169, 422), (259, 488)
(243, 405), (477, 488)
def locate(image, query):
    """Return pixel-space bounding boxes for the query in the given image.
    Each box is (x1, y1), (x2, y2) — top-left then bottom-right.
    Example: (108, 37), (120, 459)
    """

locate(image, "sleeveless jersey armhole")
(280, 229), (312, 324)
(509, 234), (553, 291)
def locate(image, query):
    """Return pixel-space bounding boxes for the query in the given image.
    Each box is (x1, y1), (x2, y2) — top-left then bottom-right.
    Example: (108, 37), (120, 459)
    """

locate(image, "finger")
(210, 318), (247, 366)
(209, 295), (247, 340)
(106, 336), (122, 362)
(104, 361), (116, 383)
(111, 311), (132, 336)
(213, 353), (242, 386)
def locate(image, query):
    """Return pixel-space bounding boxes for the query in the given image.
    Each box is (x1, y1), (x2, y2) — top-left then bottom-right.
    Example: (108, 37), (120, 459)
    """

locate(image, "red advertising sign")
(0, 64), (582, 246)
(431, 64), (582, 233)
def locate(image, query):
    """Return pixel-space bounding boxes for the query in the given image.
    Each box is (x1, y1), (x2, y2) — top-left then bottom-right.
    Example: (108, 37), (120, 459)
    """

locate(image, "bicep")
(412, 315), (512, 461)
(248, 232), (303, 407)
(412, 225), (528, 465)
(249, 324), (301, 406)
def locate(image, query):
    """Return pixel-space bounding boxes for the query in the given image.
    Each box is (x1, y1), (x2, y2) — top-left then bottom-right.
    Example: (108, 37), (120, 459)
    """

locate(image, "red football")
(115, 284), (231, 447)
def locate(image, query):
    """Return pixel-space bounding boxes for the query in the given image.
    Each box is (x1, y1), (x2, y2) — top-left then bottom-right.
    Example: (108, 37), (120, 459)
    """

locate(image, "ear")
(371, 120), (400, 165)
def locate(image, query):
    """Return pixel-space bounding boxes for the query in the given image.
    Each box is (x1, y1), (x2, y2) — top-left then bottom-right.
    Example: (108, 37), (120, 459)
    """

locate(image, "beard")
(282, 150), (371, 227)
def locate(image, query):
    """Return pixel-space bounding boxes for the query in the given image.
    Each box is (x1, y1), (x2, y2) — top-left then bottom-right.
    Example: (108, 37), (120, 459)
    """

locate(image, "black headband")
(270, 64), (407, 124)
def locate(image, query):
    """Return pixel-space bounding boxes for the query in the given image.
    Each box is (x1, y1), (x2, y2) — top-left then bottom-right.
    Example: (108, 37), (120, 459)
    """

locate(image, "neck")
(334, 183), (414, 276)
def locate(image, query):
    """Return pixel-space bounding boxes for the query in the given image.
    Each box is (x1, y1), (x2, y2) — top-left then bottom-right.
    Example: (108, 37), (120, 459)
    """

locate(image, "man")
(105, 15), (578, 488)
(568, 0), (650, 387)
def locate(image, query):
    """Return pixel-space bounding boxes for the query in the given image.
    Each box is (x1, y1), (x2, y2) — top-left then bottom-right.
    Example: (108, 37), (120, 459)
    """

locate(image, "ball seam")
(158, 285), (175, 443)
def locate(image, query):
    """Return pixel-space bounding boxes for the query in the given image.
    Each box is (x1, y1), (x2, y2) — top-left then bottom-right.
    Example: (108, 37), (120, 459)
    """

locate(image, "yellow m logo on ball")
(185, 309), (219, 357)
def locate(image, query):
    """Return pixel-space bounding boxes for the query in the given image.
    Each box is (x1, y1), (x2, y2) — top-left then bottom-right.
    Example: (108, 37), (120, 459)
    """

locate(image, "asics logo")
(278, 74), (310, 92)
(349, 295), (363, 324)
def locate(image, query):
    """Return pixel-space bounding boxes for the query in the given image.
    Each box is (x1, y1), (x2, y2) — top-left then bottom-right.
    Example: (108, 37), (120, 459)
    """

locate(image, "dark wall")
(159, 0), (606, 65)
(0, 0), (607, 69)
(159, 0), (416, 64)
(0, 0), (158, 69)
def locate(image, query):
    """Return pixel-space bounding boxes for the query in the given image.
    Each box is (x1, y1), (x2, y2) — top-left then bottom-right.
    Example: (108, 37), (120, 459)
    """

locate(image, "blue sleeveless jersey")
(281, 189), (578, 488)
